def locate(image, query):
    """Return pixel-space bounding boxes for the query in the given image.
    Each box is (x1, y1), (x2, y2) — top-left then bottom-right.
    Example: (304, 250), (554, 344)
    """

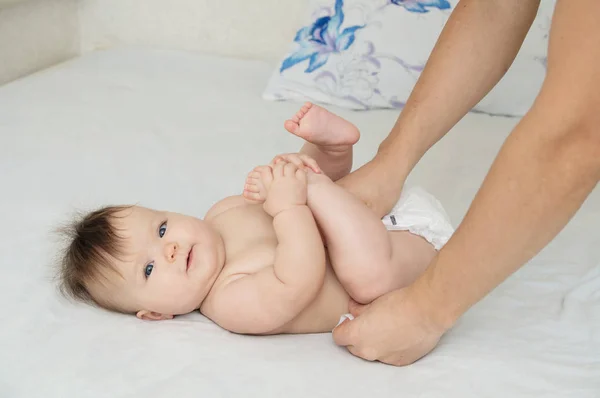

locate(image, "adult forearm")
(420, 108), (600, 328)
(414, 0), (600, 329)
(378, 0), (540, 176)
(331, 0), (600, 367)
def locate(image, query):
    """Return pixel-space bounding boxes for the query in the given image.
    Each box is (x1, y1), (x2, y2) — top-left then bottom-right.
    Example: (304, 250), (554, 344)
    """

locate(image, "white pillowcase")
(263, 0), (555, 116)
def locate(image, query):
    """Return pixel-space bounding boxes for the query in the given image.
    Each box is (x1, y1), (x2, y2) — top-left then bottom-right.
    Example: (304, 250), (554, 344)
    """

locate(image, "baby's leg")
(285, 102), (359, 181)
(305, 172), (435, 304)
(244, 165), (436, 304)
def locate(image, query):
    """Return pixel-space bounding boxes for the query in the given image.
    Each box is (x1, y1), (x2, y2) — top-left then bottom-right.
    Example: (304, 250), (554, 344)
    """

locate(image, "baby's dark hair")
(58, 205), (132, 312)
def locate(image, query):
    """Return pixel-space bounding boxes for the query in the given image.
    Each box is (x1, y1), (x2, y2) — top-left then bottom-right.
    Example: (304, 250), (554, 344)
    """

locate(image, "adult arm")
(338, 0), (541, 217)
(333, 0), (600, 365)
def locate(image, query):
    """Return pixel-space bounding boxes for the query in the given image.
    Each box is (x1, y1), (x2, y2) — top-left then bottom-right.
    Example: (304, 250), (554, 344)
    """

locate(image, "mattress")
(0, 47), (598, 398)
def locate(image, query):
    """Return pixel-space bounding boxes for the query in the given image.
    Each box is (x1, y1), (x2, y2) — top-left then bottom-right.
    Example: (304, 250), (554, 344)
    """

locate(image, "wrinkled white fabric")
(2, 47), (598, 398)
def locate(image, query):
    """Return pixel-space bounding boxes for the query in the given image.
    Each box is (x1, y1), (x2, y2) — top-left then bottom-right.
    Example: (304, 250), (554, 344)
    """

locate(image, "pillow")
(263, 0), (555, 116)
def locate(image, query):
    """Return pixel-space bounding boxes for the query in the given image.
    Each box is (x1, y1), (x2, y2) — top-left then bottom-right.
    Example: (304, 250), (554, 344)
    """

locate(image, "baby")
(59, 103), (454, 334)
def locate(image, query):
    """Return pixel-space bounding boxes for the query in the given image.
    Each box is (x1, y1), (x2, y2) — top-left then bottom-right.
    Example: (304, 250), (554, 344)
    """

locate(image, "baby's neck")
(197, 232), (227, 312)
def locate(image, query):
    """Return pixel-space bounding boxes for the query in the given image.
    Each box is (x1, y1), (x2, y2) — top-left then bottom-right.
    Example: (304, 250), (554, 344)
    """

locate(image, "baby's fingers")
(299, 154), (321, 173)
(283, 162), (299, 177)
(276, 154), (305, 171)
(295, 168), (307, 183)
(271, 155), (284, 166)
(272, 160), (286, 178)
(272, 153), (320, 173)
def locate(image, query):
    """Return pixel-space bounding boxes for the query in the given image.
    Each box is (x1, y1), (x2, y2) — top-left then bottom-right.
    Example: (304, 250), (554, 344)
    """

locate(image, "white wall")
(78, 0), (307, 61)
(0, 0), (305, 86)
(0, 0), (29, 7)
(0, 0), (79, 86)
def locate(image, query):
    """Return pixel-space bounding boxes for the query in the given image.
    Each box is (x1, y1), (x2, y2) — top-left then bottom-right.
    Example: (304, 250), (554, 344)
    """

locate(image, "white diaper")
(381, 186), (454, 251)
(336, 313), (355, 327)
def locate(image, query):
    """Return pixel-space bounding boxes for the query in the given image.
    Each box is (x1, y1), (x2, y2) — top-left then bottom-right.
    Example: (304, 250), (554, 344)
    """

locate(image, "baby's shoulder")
(204, 195), (247, 220)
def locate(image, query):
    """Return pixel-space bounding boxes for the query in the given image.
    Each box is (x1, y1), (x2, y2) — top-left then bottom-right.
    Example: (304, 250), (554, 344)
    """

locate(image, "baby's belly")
(276, 262), (350, 334)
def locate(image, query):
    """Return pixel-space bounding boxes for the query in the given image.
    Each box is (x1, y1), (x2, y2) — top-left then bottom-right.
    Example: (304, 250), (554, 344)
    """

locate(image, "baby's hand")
(271, 153), (321, 174)
(263, 161), (308, 217)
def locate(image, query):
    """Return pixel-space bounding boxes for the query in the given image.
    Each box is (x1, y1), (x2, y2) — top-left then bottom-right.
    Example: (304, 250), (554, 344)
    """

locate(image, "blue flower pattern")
(390, 0), (451, 13)
(269, 0), (552, 116)
(280, 0), (364, 73)
(280, 0), (452, 74)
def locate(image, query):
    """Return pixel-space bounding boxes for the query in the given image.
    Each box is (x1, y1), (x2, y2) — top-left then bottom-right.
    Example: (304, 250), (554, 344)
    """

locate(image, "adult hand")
(332, 284), (451, 366)
(336, 156), (407, 219)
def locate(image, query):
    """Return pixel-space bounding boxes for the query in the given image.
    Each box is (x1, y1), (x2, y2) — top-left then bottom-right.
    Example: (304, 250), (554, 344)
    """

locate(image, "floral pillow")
(263, 0), (555, 116)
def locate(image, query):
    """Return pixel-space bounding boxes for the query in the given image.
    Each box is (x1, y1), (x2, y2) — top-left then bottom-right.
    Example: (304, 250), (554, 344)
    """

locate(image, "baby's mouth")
(186, 245), (195, 272)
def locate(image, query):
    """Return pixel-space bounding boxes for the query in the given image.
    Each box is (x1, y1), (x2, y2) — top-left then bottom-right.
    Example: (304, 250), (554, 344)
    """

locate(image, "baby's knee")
(347, 273), (394, 305)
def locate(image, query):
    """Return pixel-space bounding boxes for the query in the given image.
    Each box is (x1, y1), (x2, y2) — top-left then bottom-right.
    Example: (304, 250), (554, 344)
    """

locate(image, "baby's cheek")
(164, 278), (193, 299)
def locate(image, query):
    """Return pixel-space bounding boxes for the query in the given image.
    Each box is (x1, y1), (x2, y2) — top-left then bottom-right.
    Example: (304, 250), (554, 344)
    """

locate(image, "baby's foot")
(243, 165), (273, 204)
(284, 102), (360, 153)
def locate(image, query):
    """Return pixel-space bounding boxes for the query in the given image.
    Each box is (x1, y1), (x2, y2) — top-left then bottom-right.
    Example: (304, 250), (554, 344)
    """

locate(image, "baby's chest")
(216, 205), (278, 273)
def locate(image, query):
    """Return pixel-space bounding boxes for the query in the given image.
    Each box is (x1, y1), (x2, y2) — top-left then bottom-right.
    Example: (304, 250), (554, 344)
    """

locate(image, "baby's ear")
(136, 310), (174, 321)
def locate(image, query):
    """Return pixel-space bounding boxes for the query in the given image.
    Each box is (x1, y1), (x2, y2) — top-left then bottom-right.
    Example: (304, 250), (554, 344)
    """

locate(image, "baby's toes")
(243, 171), (262, 203)
(255, 165), (274, 189)
(243, 166), (272, 203)
(243, 190), (264, 204)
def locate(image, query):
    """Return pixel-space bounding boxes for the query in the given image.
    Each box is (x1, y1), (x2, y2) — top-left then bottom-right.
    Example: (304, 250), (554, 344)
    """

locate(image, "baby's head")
(59, 205), (225, 320)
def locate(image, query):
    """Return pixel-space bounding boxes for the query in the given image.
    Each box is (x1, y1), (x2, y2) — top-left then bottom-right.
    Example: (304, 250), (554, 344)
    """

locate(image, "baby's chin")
(153, 279), (217, 316)
(166, 294), (206, 316)
(173, 302), (202, 316)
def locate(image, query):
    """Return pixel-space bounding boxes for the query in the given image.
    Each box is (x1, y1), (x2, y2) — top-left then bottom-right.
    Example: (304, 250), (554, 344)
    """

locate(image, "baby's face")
(105, 206), (225, 319)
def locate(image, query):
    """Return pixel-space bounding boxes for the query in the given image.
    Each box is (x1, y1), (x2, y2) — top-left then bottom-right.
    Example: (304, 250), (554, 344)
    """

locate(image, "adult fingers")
(348, 299), (370, 318)
(347, 345), (379, 362)
(332, 318), (357, 347)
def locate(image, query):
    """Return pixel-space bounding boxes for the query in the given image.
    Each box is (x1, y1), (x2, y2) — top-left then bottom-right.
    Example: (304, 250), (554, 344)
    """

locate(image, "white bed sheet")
(0, 47), (598, 398)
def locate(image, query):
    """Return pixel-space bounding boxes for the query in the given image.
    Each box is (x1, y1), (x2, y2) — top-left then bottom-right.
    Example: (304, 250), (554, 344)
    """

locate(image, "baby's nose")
(164, 242), (179, 263)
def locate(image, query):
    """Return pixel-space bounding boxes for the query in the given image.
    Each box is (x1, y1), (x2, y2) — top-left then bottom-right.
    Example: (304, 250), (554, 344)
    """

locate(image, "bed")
(0, 46), (598, 397)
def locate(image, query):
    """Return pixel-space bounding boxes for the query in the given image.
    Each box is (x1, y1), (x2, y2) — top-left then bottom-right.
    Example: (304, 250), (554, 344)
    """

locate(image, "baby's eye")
(158, 221), (167, 238)
(145, 262), (154, 278)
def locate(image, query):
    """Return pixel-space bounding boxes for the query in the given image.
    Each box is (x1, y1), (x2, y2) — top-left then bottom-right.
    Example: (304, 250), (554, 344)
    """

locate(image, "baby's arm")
(208, 164), (326, 334)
